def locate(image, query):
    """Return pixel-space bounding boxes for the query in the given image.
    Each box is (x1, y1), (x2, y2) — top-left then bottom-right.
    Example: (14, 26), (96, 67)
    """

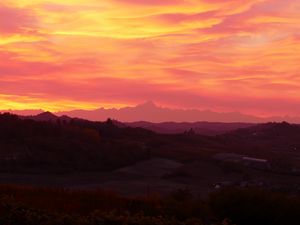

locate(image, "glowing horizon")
(1, 0), (300, 117)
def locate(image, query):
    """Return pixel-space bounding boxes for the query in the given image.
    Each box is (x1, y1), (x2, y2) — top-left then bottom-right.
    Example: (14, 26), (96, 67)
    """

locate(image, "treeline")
(0, 185), (299, 225)
(0, 113), (222, 173)
(1, 112), (300, 173)
(0, 113), (154, 173)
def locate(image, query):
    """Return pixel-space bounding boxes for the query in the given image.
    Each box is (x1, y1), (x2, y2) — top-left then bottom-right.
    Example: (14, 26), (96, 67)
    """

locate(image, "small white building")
(242, 157), (270, 170)
(213, 153), (270, 170)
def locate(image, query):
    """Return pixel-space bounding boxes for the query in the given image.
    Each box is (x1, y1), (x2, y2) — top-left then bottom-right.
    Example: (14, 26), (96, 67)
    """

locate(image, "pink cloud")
(2, 75), (300, 116)
(0, 0), (299, 118)
(0, 4), (37, 34)
(153, 10), (219, 24)
(115, 0), (182, 6)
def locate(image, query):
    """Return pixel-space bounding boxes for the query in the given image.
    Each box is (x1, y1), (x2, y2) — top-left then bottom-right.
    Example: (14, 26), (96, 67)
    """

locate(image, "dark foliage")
(0, 185), (299, 225)
(0, 113), (151, 173)
(210, 187), (300, 225)
(1, 113), (300, 174)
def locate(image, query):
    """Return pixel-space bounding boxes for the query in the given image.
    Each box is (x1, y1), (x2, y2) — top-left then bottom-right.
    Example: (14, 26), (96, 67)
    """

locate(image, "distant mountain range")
(56, 101), (300, 123)
(2, 101), (300, 124)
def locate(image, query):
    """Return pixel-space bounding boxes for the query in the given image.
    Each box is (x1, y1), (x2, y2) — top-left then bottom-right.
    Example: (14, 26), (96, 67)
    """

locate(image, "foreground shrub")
(209, 188), (300, 225)
(0, 185), (300, 225)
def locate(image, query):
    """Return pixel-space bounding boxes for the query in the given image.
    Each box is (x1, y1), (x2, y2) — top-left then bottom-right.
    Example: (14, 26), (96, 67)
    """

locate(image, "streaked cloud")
(0, 0), (299, 116)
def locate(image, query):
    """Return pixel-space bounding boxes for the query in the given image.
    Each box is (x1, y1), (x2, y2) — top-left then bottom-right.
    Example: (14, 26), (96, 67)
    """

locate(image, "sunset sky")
(1, 0), (300, 116)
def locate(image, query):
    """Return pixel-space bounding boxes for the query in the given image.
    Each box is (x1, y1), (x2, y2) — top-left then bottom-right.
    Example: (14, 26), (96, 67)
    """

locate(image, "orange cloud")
(114, 0), (182, 6)
(0, 0), (299, 117)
